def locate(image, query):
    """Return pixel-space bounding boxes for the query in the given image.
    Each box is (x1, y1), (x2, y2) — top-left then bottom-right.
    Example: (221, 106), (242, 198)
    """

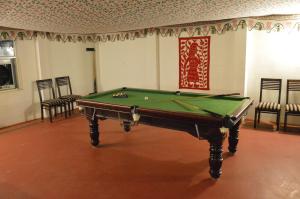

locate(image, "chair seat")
(60, 94), (81, 102)
(42, 98), (66, 106)
(285, 104), (300, 113)
(256, 102), (281, 111)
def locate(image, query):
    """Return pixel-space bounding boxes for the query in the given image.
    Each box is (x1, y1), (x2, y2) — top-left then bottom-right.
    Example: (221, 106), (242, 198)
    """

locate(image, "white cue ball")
(144, 96), (149, 100)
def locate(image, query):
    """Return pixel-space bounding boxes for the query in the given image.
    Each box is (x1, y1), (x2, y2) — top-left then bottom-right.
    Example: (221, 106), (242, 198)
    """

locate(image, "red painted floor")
(0, 115), (299, 199)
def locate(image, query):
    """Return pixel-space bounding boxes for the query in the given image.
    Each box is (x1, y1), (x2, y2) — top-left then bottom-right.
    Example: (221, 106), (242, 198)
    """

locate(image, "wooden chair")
(36, 79), (68, 122)
(254, 78), (282, 131)
(284, 79), (300, 131)
(55, 76), (81, 116)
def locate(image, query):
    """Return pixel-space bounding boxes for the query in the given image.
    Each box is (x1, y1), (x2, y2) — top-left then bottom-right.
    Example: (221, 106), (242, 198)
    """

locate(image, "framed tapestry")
(179, 36), (210, 90)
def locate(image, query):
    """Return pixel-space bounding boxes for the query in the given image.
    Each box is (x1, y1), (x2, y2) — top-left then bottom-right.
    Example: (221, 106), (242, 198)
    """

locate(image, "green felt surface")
(83, 88), (247, 117)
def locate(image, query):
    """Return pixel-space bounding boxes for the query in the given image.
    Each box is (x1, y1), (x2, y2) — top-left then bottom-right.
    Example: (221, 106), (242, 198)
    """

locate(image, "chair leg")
(49, 107), (53, 123)
(257, 112), (261, 124)
(68, 102), (71, 116)
(276, 111), (280, 131)
(254, 109), (257, 128)
(71, 102), (74, 111)
(284, 112), (288, 131)
(54, 106), (57, 117)
(64, 104), (68, 118)
(41, 106), (44, 120)
(60, 106), (63, 114)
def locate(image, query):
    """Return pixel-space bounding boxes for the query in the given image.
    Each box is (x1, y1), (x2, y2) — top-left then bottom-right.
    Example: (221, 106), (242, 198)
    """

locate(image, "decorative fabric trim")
(285, 104), (300, 113)
(179, 36), (210, 90)
(1, 17), (300, 42)
(256, 102), (281, 111)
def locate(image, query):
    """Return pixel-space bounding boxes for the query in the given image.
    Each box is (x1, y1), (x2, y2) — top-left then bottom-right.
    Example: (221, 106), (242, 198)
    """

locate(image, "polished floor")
(0, 115), (299, 199)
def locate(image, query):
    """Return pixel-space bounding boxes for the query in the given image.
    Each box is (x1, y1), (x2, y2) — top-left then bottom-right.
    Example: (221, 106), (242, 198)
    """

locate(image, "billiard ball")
(144, 96), (149, 100)
(113, 92), (128, 98)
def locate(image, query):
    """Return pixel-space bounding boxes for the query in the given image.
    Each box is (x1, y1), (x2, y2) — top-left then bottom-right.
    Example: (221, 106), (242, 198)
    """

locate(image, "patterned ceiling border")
(1, 17), (300, 42)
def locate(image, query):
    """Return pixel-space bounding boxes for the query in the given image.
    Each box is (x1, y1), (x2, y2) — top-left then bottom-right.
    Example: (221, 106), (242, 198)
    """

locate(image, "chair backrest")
(36, 79), (56, 102)
(55, 76), (73, 97)
(286, 79), (300, 104)
(259, 78), (282, 103)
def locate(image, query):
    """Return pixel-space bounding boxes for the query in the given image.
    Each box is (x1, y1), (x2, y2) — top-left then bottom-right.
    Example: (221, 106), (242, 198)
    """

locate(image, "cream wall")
(38, 38), (95, 95)
(2, 28), (300, 128)
(96, 28), (300, 125)
(245, 30), (300, 124)
(97, 29), (247, 95)
(0, 40), (40, 127)
(97, 35), (157, 91)
(0, 38), (95, 128)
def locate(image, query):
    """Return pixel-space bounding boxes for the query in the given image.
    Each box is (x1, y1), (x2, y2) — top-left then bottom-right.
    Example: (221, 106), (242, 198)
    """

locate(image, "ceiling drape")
(1, 17), (299, 42)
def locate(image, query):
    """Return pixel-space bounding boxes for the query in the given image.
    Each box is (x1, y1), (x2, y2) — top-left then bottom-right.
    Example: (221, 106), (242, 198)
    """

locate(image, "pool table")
(77, 87), (253, 179)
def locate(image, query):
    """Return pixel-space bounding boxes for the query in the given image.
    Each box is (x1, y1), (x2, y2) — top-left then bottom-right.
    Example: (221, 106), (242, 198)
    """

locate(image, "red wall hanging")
(179, 36), (210, 90)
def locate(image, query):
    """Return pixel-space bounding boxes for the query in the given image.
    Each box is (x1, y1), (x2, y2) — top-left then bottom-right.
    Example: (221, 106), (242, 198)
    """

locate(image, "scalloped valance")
(1, 17), (300, 42)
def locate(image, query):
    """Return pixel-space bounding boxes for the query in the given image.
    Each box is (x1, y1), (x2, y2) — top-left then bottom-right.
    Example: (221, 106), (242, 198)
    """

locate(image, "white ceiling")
(0, 0), (300, 34)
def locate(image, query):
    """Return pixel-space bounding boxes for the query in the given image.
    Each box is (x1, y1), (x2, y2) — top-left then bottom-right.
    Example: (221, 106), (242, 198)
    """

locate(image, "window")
(0, 40), (18, 90)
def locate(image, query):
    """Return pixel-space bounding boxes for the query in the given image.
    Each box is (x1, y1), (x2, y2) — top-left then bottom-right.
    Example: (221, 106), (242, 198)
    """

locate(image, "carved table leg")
(228, 120), (241, 154)
(208, 134), (225, 179)
(89, 116), (99, 146)
(123, 121), (131, 132)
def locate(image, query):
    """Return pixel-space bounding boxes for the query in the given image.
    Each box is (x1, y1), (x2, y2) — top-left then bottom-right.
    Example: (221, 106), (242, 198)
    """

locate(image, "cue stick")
(123, 93), (246, 105)
(201, 93), (240, 98)
(178, 92), (246, 101)
(173, 93), (246, 102)
(171, 99), (223, 118)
